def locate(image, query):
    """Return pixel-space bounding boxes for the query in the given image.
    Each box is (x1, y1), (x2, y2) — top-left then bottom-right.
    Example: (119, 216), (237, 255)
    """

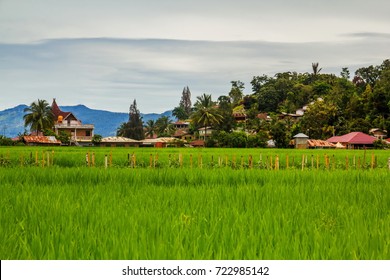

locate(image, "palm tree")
(23, 99), (54, 135)
(116, 122), (129, 137)
(145, 119), (157, 138)
(156, 116), (175, 137)
(191, 94), (223, 140)
(312, 62), (322, 76)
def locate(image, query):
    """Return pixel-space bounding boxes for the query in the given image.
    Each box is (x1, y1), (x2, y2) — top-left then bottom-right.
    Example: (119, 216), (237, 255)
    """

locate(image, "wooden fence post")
(286, 154), (289, 170)
(388, 157), (390, 170)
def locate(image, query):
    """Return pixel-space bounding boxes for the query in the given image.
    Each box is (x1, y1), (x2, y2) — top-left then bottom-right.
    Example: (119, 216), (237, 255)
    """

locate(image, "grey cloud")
(0, 37), (389, 113)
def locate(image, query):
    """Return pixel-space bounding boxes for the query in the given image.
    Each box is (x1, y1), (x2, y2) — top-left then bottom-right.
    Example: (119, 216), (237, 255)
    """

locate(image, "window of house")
(86, 131), (91, 137)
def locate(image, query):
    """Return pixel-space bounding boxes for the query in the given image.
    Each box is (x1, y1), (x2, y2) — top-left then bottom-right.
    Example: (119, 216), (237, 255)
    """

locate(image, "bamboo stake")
(363, 148), (367, 169)
(232, 155), (236, 169)
(51, 150), (54, 166)
(225, 155), (228, 167)
(371, 153), (375, 170)
(109, 152), (113, 167)
(190, 154), (193, 168)
(332, 155), (335, 170)
(42, 151), (45, 167)
(275, 155), (279, 170)
(316, 154), (319, 170)
(301, 154), (305, 171)
(388, 157), (390, 170)
(311, 155), (314, 169)
(155, 153), (158, 168)
(35, 151), (38, 166)
(270, 155), (273, 170)
(150, 154), (153, 168)
(47, 151), (50, 167)
(286, 154), (289, 170)
(353, 155), (356, 169)
(241, 155), (244, 168)
(358, 157), (361, 169)
(345, 156), (349, 170)
(92, 152), (95, 167)
(179, 153), (183, 168)
(105, 155), (108, 169)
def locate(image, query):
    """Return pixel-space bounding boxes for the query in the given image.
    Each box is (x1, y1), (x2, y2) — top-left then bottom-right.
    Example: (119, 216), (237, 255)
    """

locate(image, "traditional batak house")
(51, 99), (95, 146)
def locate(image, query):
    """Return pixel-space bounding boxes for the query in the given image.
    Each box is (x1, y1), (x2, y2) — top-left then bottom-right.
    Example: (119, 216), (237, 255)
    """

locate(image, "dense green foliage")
(169, 60), (390, 147)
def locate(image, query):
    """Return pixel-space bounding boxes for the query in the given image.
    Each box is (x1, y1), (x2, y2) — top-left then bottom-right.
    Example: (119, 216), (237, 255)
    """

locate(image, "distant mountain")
(0, 104), (173, 137)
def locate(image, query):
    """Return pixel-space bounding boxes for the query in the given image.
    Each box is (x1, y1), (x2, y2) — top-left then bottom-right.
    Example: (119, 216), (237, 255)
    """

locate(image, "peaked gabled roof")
(327, 132), (376, 144)
(51, 98), (78, 121)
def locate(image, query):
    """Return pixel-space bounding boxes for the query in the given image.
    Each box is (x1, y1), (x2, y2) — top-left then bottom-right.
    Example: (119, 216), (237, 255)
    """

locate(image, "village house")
(51, 99), (95, 146)
(327, 132), (376, 149)
(369, 128), (387, 140)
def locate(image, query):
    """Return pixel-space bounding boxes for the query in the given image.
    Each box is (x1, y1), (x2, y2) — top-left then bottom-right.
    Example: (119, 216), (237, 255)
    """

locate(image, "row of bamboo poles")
(1, 150), (389, 170)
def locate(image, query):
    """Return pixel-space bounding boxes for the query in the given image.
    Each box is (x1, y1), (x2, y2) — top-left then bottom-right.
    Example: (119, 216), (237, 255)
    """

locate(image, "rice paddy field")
(0, 147), (389, 260)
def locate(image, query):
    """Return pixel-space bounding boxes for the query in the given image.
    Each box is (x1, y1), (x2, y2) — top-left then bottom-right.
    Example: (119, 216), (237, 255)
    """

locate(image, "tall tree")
(23, 99), (54, 134)
(229, 80), (244, 106)
(126, 99), (144, 140)
(179, 86), (192, 117)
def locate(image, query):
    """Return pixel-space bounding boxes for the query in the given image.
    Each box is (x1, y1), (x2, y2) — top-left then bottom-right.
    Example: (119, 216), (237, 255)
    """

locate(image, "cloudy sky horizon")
(1, 0), (389, 113)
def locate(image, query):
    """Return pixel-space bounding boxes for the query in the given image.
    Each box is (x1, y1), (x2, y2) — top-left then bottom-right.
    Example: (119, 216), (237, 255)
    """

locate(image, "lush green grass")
(0, 164), (389, 260)
(1, 146), (390, 169)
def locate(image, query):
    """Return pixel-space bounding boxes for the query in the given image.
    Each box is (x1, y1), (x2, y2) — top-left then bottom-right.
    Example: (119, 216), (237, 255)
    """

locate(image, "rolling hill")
(0, 104), (173, 137)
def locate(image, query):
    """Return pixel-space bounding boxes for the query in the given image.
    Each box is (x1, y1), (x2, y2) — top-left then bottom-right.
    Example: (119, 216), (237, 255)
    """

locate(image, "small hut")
(293, 133), (309, 149)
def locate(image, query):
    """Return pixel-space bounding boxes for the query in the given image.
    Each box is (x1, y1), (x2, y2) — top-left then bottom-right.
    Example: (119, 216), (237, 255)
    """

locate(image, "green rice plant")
(0, 167), (389, 260)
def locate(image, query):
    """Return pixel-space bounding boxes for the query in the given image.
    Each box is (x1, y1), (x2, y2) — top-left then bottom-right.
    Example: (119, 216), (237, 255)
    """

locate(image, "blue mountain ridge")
(0, 104), (173, 137)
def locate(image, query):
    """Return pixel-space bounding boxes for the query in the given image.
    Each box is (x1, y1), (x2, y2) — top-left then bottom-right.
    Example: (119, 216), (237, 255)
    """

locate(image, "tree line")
(118, 59), (390, 148)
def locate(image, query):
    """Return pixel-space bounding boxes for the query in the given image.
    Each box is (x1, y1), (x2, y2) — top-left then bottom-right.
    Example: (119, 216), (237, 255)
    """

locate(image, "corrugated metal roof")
(143, 137), (177, 143)
(101, 137), (140, 143)
(307, 139), (335, 147)
(23, 136), (61, 144)
(327, 132), (376, 144)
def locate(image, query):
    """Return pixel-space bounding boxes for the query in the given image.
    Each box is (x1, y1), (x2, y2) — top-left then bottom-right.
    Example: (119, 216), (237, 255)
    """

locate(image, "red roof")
(327, 132), (376, 145)
(51, 98), (72, 119)
(23, 136), (61, 145)
(190, 140), (205, 147)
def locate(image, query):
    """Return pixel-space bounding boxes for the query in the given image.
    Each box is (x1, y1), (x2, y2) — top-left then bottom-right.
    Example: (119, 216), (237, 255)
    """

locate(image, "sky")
(0, 0), (389, 113)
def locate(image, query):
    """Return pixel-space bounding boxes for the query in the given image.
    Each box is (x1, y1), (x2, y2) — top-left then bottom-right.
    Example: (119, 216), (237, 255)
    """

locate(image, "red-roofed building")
(327, 132), (376, 149)
(23, 136), (61, 146)
(52, 99), (94, 146)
